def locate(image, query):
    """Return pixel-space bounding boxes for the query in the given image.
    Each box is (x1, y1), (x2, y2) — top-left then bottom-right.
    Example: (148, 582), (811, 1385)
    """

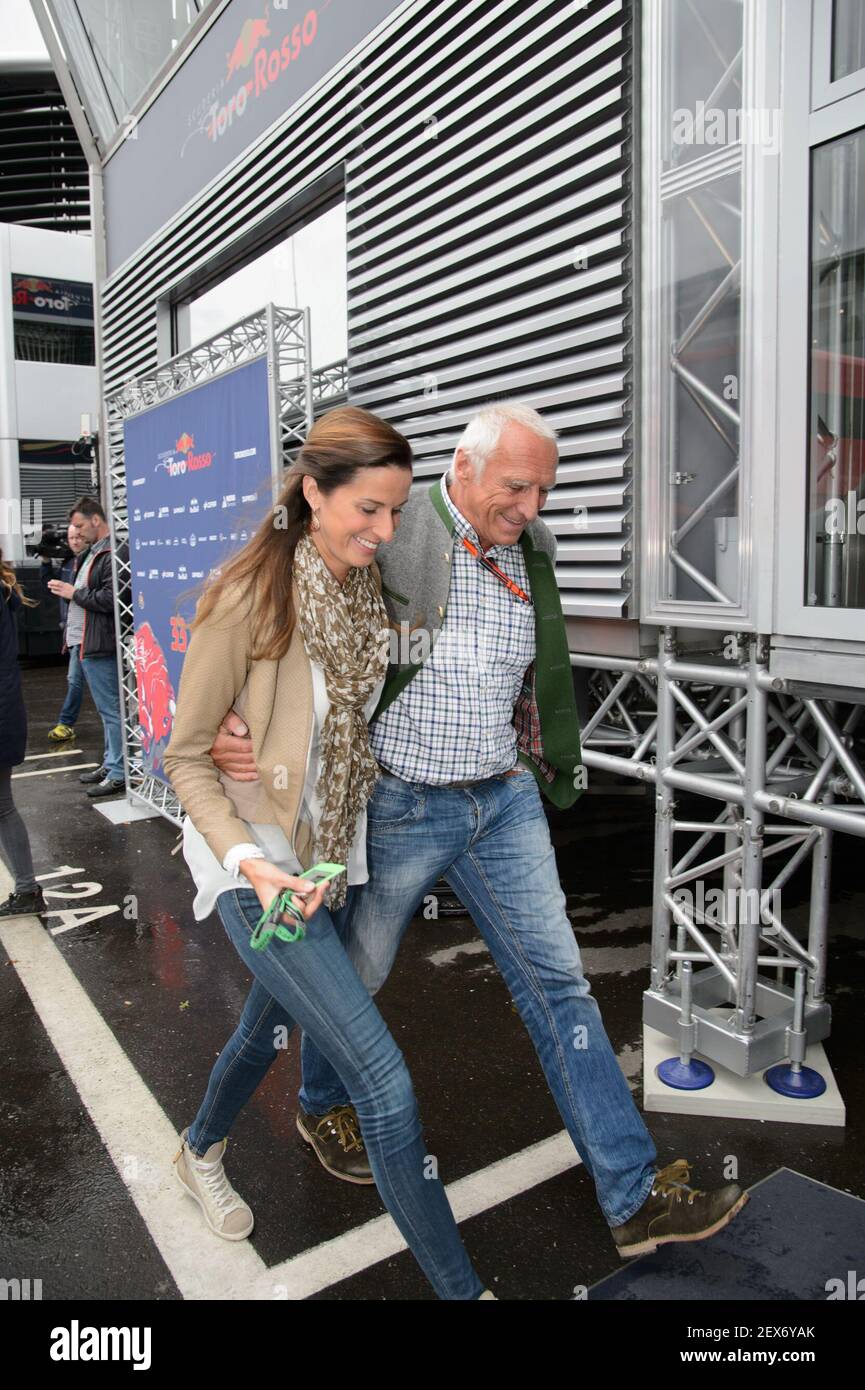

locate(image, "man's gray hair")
(447, 403), (558, 482)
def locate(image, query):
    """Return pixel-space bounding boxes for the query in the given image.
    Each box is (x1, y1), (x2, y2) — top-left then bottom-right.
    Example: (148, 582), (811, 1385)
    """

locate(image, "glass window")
(665, 0), (745, 172)
(14, 321), (95, 365)
(67, 0), (206, 132)
(664, 176), (742, 604)
(832, 0), (865, 83)
(176, 202), (347, 372)
(806, 128), (865, 610)
(657, 0), (744, 605)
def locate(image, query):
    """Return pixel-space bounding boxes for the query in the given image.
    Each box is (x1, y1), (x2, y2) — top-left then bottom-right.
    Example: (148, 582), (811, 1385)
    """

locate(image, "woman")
(0, 552), (45, 918)
(164, 407), (489, 1300)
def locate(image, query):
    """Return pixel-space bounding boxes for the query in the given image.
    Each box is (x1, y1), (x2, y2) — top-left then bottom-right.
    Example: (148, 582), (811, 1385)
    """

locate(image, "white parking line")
(261, 1130), (580, 1299)
(23, 749), (85, 760)
(13, 763), (98, 779)
(0, 866), (582, 1300)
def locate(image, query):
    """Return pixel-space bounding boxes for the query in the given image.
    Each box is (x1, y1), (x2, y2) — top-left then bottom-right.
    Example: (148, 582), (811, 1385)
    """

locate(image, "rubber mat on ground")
(589, 1168), (865, 1300)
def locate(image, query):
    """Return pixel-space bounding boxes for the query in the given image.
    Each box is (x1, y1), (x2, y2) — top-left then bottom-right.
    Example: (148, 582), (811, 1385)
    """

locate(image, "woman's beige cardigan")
(163, 562), (383, 870)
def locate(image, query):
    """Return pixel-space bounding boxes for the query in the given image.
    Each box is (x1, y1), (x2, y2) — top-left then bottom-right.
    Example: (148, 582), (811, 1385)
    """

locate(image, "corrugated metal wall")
(100, 0), (635, 621)
(0, 66), (89, 231)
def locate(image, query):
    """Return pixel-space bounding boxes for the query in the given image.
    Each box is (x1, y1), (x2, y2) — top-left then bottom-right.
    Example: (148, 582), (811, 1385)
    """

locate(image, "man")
(48, 497), (126, 799)
(210, 403), (748, 1259)
(42, 523), (90, 743)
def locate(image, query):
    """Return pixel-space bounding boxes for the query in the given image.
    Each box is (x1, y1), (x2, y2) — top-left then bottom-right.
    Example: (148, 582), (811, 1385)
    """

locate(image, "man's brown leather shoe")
(296, 1104), (374, 1184)
(611, 1158), (749, 1258)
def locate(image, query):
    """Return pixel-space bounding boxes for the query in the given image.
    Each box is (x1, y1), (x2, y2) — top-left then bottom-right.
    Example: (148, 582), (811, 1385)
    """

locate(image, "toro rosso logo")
(207, 4), (320, 144)
(135, 622), (176, 767)
(156, 432), (213, 478)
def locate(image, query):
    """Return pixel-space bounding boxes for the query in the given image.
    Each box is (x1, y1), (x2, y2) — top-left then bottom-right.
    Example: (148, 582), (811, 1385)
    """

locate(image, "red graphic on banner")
(135, 622), (177, 764)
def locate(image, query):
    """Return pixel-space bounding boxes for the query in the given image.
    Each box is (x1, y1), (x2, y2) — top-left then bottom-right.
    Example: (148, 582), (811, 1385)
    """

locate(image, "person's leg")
(222, 886), (484, 1300)
(445, 768), (658, 1228)
(58, 644), (84, 728)
(299, 774), (461, 1115)
(80, 654), (124, 781)
(186, 976), (293, 1155)
(0, 765), (37, 895)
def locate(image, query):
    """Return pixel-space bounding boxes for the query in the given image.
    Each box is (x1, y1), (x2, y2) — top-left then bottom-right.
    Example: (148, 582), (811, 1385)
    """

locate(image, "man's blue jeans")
(59, 644), (84, 727)
(300, 766), (658, 1228)
(80, 652), (124, 781)
(187, 886), (483, 1301)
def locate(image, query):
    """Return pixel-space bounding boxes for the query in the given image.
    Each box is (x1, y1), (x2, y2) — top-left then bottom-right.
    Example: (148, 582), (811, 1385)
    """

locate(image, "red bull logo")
(208, 6), (319, 144)
(160, 431), (213, 477)
(226, 6), (271, 79)
(135, 623), (177, 765)
(12, 275), (77, 311)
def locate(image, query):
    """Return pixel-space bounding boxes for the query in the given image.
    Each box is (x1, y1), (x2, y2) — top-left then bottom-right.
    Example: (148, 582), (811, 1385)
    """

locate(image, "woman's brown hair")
(192, 405), (412, 659)
(0, 550), (38, 606)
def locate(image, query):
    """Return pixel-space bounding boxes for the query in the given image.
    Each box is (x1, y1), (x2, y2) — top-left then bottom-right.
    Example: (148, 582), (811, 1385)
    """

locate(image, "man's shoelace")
(651, 1158), (706, 1207)
(314, 1106), (365, 1154)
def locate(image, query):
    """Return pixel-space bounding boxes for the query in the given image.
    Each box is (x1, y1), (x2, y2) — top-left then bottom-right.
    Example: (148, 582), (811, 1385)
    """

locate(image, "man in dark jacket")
(47, 497), (126, 799)
(41, 523), (90, 743)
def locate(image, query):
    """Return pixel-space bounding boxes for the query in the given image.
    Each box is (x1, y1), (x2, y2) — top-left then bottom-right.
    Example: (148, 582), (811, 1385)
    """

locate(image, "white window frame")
(812, 0), (865, 111)
(775, 0), (865, 639)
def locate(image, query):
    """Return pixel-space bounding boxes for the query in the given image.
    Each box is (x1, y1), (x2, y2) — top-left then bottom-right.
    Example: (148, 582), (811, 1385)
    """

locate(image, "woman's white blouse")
(182, 663), (385, 921)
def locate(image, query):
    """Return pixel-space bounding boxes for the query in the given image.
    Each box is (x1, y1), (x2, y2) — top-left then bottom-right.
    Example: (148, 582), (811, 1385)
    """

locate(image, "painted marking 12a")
(37, 865), (121, 936)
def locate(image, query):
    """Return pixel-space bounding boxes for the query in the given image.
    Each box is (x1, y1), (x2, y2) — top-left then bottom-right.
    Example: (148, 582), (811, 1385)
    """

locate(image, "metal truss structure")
(103, 305), (313, 823)
(310, 359), (348, 411)
(573, 630), (865, 1079)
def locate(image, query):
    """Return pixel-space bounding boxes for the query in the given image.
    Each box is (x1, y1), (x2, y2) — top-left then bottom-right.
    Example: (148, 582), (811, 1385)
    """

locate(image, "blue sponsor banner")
(123, 355), (273, 783)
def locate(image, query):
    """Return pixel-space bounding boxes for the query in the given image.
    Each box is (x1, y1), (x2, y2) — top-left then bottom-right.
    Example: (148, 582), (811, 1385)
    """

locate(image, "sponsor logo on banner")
(155, 432), (215, 478)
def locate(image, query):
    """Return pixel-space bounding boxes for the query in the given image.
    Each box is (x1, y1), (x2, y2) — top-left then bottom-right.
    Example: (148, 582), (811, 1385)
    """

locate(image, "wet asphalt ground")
(1, 658), (864, 1305)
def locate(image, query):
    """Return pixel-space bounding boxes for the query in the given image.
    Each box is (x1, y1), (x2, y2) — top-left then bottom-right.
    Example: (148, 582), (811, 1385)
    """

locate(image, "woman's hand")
(239, 858), (328, 925)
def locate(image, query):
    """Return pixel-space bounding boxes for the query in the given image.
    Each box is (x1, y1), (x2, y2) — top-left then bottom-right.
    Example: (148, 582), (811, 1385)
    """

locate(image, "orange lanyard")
(460, 537), (531, 604)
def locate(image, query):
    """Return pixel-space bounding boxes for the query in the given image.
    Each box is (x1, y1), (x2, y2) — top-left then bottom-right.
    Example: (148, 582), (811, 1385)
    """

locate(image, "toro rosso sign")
(103, 0), (405, 273)
(12, 275), (94, 323)
(211, 4), (319, 144)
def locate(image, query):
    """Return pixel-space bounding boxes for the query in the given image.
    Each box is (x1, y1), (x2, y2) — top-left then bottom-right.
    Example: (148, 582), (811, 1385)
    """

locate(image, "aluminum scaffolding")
(573, 632), (865, 1079)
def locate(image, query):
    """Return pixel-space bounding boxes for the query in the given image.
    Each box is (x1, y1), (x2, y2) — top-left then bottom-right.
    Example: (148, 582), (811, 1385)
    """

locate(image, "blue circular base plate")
(764, 1064), (827, 1099)
(657, 1057), (715, 1090)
